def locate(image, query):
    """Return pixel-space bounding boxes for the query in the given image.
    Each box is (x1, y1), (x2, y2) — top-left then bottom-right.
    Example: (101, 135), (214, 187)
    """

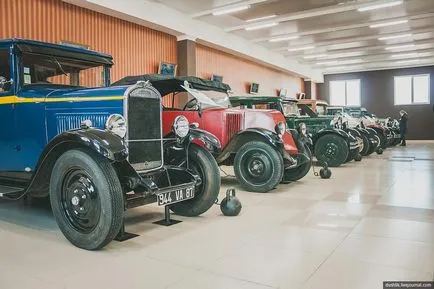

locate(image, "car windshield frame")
(182, 85), (230, 109)
(19, 52), (110, 89)
(281, 101), (301, 117)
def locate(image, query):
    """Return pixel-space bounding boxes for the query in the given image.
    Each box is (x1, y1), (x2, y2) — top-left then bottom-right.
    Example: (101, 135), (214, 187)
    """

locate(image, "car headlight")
(275, 121), (286, 135)
(299, 123), (307, 136)
(173, 115), (190, 138)
(106, 114), (127, 138)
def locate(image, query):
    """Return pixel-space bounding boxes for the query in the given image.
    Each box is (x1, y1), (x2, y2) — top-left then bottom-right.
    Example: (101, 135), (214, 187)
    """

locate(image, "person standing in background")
(399, 110), (408, 146)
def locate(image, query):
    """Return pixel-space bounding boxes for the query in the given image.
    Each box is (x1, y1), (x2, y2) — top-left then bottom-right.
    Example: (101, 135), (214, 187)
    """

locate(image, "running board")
(0, 185), (25, 199)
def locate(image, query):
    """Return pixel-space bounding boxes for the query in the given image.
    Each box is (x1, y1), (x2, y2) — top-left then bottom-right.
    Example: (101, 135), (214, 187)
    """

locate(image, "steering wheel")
(183, 98), (198, 111)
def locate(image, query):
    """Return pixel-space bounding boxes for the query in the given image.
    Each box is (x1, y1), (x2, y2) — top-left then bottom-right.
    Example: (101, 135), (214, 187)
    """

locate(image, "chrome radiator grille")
(126, 86), (163, 172)
(226, 113), (242, 141)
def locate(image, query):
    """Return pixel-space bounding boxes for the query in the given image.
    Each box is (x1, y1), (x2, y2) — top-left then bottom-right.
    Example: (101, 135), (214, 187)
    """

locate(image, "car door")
(12, 52), (51, 172)
(0, 46), (19, 172)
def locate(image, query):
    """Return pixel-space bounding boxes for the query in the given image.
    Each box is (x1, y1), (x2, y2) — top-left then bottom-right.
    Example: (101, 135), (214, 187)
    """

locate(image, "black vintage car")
(0, 39), (222, 250)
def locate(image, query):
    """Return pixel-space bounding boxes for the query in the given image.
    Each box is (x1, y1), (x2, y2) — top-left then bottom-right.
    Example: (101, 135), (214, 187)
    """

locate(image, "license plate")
(157, 186), (195, 206)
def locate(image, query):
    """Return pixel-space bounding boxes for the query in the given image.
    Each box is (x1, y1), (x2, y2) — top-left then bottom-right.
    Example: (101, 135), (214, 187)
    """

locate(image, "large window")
(329, 79), (361, 106)
(394, 74), (430, 105)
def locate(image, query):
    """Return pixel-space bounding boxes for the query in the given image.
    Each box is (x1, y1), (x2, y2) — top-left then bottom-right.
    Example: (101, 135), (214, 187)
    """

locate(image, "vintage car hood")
(233, 108), (286, 130)
(17, 84), (128, 99)
(286, 115), (333, 126)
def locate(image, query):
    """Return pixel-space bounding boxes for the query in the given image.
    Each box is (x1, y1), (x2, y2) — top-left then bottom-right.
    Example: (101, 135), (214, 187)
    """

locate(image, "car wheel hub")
(249, 159), (265, 176)
(324, 143), (338, 158)
(241, 150), (273, 184)
(61, 169), (101, 233)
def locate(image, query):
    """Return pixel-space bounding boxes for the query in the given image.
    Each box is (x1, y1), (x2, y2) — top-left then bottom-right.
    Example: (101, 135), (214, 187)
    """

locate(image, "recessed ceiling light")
(288, 46), (315, 52)
(269, 35), (299, 42)
(212, 5), (250, 16)
(325, 65), (363, 70)
(337, 59), (364, 65)
(303, 54), (327, 59)
(396, 59), (420, 64)
(391, 53), (418, 58)
(246, 14), (277, 22)
(316, 61), (338, 65)
(370, 19), (408, 28)
(245, 22), (279, 31)
(378, 33), (412, 41)
(358, 0), (403, 12)
(385, 44), (416, 50)
(325, 66), (347, 70)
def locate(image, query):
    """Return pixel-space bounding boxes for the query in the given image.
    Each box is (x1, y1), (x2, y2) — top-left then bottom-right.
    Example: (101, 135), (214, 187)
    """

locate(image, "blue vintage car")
(0, 39), (222, 250)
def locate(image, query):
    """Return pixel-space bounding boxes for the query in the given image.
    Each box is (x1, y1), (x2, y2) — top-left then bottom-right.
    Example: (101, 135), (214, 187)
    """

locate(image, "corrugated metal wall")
(0, 0), (177, 83)
(196, 44), (304, 96)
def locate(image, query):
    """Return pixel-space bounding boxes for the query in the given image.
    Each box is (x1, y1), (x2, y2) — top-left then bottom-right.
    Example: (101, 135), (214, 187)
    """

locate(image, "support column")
(304, 80), (318, 100)
(177, 35), (197, 76)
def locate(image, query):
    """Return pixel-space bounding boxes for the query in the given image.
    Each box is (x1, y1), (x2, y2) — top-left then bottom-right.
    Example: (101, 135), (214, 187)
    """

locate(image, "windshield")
(317, 105), (327, 116)
(183, 86), (230, 109)
(327, 108), (342, 116)
(20, 53), (108, 88)
(281, 101), (300, 116)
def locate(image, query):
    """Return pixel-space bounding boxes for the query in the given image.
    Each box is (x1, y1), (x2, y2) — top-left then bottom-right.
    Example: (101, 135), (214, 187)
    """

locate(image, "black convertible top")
(112, 74), (231, 96)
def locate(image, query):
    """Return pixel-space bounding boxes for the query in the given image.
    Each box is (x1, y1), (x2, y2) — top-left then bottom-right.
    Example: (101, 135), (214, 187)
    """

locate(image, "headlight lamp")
(173, 115), (190, 138)
(106, 114), (127, 138)
(275, 121), (286, 135)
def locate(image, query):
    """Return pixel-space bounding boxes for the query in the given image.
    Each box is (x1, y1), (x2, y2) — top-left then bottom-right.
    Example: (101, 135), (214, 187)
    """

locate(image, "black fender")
(346, 127), (362, 138)
(188, 128), (222, 155)
(216, 128), (283, 163)
(355, 127), (370, 136)
(368, 126), (387, 136)
(312, 128), (349, 144)
(26, 128), (128, 197)
(164, 128), (222, 165)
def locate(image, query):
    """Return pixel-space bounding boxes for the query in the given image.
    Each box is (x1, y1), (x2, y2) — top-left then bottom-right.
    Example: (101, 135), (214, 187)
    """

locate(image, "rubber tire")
(365, 133), (379, 156)
(282, 145), (312, 182)
(234, 141), (284, 193)
(170, 144), (220, 217)
(376, 131), (387, 149)
(49, 149), (124, 250)
(359, 134), (370, 156)
(314, 134), (349, 167)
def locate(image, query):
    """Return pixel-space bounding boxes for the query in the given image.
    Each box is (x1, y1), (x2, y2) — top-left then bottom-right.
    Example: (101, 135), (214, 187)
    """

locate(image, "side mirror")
(0, 76), (13, 90)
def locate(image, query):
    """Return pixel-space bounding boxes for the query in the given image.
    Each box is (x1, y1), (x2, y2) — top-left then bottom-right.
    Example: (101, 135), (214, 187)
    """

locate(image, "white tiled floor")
(1, 141), (434, 289)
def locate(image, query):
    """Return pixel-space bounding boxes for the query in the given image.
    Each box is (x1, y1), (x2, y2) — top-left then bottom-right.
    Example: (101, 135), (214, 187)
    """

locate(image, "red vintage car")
(113, 75), (311, 193)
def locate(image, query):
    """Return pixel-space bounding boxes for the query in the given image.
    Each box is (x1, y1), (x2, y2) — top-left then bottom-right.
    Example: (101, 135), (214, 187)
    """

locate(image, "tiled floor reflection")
(1, 141), (434, 289)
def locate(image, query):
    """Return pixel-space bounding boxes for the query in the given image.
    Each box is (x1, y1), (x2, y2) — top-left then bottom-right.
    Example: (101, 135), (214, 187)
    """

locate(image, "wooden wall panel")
(196, 44), (304, 96)
(0, 0), (177, 83)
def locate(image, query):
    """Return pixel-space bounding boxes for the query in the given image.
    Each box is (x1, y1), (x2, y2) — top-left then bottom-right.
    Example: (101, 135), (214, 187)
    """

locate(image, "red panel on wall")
(0, 0), (177, 84)
(196, 44), (304, 96)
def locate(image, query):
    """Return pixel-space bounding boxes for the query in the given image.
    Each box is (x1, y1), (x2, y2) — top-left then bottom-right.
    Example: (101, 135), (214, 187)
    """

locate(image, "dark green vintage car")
(230, 96), (362, 167)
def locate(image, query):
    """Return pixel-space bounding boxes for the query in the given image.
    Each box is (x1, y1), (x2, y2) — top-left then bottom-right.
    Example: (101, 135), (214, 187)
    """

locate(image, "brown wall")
(196, 44), (304, 96)
(1, 0), (304, 100)
(0, 0), (177, 83)
(318, 67), (434, 140)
